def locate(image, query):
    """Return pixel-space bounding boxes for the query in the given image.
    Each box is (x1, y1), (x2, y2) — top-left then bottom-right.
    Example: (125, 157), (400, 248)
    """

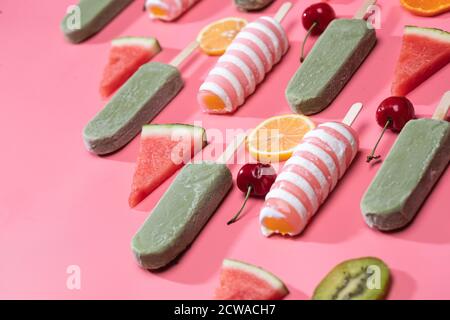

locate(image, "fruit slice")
(197, 17), (247, 56)
(100, 37), (161, 98)
(215, 259), (289, 300)
(392, 26), (450, 96)
(400, 0), (450, 17)
(129, 124), (207, 208)
(247, 114), (316, 163)
(313, 257), (390, 300)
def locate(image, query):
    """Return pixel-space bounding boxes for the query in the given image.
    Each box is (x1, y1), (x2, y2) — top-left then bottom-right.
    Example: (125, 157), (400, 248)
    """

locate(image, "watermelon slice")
(129, 124), (207, 208)
(215, 259), (289, 300)
(100, 36), (161, 98)
(392, 26), (450, 96)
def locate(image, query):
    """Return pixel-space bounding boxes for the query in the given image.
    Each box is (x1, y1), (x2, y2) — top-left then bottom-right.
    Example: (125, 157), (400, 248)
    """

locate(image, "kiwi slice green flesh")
(312, 257), (390, 300)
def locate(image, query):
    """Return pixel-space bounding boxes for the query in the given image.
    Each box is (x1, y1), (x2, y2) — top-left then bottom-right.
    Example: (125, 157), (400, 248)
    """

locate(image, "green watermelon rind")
(223, 259), (289, 297)
(142, 124), (207, 148)
(112, 36), (162, 55)
(405, 26), (450, 44)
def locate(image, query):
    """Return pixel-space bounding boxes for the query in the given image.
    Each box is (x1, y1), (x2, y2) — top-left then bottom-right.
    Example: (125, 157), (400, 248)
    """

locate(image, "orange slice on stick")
(197, 17), (247, 56)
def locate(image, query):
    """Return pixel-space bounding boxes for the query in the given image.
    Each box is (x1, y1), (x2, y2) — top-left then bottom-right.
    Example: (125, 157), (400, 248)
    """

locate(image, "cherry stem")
(301, 22), (318, 63)
(367, 118), (392, 163)
(227, 185), (253, 225)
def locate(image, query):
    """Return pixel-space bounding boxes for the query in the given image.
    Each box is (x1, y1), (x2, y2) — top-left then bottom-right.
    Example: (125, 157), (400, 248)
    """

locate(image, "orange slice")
(148, 6), (168, 18)
(247, 114), (316, 163)
(400, 0), (450, 17)
(197, 17), (247, 56)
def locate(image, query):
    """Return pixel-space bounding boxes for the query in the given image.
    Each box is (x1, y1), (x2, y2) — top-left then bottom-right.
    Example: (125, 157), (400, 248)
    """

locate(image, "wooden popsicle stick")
(342, 102), (363, 126)
(216, 133), (247, 164)
(170, 40), (200, 68)
(432, 91), (450, 120)
(354, 0), (377, 19)
(274, 2), (293, 23)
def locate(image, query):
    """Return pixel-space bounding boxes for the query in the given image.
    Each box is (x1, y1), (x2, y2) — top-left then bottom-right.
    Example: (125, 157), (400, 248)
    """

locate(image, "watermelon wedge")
(129, 124), (207, 208)
(215, 259), (289, 300)
(392, 26), (450, 96)
(100, 36), (161, 98)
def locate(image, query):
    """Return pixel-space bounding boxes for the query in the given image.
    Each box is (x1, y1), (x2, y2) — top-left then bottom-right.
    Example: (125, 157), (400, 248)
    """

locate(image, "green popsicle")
(361, 93), (450, 231)
(61, 0), (133, 43)
(131, 134), (245, 270)
(286, 18), (376, 115)
(132, 162), (233, 270)
(234, 0), (275, 11)
(83, 62), (183, 155)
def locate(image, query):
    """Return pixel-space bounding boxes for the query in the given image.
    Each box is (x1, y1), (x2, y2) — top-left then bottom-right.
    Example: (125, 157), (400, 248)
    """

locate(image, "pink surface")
(0, 0), (449, 300)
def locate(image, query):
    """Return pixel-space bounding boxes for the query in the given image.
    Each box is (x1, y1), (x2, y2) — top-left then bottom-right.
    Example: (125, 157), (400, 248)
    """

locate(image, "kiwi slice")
(312, 257), (390, 300)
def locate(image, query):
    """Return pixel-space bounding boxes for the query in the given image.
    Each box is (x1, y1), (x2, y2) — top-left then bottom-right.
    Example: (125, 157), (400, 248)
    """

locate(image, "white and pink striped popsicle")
(198, 4), (291, 114)
(145, 0), (201, 21)
(260, 104), (362, 237)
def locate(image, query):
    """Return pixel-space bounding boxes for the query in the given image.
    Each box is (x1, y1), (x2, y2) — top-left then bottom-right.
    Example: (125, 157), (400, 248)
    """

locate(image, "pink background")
(0, 0), (449, 299)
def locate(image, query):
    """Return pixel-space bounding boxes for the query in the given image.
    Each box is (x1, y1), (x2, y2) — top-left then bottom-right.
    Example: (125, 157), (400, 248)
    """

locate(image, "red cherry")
(302, 2), (336, 35)
(227, 163), (277, 225)
(367, 96), (415, 163)
(236, 163), (276, 196)
(301, 2), (336, 62)
(376, 96), (415, 132)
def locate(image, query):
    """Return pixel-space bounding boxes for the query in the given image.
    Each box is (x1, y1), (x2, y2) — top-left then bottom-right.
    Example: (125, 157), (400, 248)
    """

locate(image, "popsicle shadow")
(312, 4), (403, 121)
(87, 1), (146, 45)
(173, 0), (234, 24)
(298, 151), (367, 243)
(380, 4), (404, 35)
(388, 269), (417, 300)
(383, 166), (450, 244)
(407, 65), (450, 107)
(352, 117), (370, 146)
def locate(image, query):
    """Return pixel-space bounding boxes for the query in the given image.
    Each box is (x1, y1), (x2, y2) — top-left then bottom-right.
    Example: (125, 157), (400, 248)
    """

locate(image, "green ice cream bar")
(132, 162), (232, 270)
(83, 62), (183, 155)
(234, 0), (274, 11)
(361, 119), (450, 231)
(286, 19), (376, 115)
(61, 0), (133, 43)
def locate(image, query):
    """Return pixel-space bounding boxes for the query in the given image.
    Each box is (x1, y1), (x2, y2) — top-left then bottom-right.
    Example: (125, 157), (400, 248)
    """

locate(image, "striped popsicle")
(260, 104), (362, 237)
(145, 0), (201, 21)
(198, 3), (291, 114)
